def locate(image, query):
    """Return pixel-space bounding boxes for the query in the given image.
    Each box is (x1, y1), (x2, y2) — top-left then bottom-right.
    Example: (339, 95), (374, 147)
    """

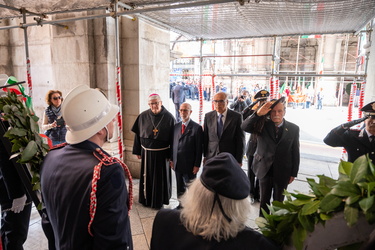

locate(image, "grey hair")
(148, 94), (161, 101)
(180, 179), (251, 242)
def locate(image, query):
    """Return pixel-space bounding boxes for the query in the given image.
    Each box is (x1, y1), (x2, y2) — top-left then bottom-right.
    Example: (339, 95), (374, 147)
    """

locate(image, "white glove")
(11, 194), (27, 213)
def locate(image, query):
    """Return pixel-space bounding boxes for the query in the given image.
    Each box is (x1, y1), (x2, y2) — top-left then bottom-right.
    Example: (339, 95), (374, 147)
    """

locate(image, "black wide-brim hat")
(270, 96), (286, 109)
(200, 152), (250, 200)
(361, 101), (375, 116)
(254, 90), (270, 100)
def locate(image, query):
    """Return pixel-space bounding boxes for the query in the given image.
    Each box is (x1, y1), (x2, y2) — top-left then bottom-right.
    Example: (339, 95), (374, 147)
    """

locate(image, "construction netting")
(1, 0), (375, 40)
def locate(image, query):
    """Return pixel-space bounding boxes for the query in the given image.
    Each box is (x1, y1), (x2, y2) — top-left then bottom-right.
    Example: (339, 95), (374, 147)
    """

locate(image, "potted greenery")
(256, 154), (375, 250)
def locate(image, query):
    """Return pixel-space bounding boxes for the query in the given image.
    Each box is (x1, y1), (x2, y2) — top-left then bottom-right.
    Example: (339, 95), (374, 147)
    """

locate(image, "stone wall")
(0, 11), (171, 178)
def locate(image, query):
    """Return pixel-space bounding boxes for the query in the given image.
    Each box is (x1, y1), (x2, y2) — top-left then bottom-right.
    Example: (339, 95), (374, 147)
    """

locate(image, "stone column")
(317, 35), (339, 106)
(0, 20), (11, 75)
(122, 18), (170, 178)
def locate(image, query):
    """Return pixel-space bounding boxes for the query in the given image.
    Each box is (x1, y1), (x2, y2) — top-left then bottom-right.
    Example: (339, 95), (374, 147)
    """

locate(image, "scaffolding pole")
(295, 36), (301, 92)
(199, 39), (204, 125)
(339, 34), (350, 107)
(114, 1), (124, 160)
(21, 9), (33, 98)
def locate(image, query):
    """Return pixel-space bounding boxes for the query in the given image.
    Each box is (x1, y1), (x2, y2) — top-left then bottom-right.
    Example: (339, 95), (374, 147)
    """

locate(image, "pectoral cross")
(153, 128), (158, 136)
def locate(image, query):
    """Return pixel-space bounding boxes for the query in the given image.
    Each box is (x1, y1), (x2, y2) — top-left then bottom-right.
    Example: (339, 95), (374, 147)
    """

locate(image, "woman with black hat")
(150, 152), (279, 250)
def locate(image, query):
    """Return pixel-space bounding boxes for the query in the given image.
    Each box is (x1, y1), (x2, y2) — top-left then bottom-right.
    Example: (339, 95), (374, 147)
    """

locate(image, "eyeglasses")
(212, 100), (226, 104)
(179, 109), (190, 112)
(148, 102), (160, 106)
(52, 96), (62, 100)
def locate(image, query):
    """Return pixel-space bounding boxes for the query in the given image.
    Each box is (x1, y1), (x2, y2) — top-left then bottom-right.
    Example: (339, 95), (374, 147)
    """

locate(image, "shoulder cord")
(88, 148), (133, 236)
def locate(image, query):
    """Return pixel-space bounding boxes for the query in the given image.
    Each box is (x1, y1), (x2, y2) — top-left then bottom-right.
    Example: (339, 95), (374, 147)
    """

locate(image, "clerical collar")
(182, 119), (190, 127)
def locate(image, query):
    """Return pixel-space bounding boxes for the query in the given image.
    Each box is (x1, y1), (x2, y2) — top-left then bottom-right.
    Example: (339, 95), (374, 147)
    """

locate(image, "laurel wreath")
(0, 91), (49, 194)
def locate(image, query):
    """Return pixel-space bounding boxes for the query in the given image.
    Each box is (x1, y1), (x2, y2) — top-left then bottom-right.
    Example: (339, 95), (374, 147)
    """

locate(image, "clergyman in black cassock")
(132, 94), (175, 209)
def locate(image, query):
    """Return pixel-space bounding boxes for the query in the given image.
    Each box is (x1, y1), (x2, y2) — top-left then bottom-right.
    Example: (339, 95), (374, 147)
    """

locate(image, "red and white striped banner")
(358, 82), (366, 118)
(115, 66), (124, 160)
(198, 81), (203, 125)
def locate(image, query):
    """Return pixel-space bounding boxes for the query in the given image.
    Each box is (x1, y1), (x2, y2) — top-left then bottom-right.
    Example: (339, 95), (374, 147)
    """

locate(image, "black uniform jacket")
(41, 141), (133, 250)
(324, 127), (375, 163)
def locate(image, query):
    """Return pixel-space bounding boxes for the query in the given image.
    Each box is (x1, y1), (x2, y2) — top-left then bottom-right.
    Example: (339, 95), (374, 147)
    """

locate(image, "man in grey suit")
(170, 102), (203, 208)
(203, 92), (245, 165)
(171, 81), (187, 122)
(242, 97), (300, 216)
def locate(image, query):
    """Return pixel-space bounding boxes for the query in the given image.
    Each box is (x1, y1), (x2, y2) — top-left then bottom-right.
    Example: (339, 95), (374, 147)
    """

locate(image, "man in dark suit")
(324, 101), (375, 163)
(171, 81), (187, 122)
(242, 97), (300, 216)
(170, 103), (203, 208)
(203, 92), (245, 165)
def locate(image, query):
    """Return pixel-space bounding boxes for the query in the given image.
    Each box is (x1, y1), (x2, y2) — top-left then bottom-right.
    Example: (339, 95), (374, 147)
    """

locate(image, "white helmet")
(62, 85), (119, 144)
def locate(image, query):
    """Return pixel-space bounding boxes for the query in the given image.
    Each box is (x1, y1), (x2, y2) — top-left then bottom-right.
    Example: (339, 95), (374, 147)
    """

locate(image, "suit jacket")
(171, 120), (203, 174)
(242, 113), (300, 181)
(171, 84), (186, 104)
(324, 126), (375, 163)
(241, 108), (257, 158)
(230, 97), (251, 113)
(203, 109), (245, 163)
(150, 209), (280, 250)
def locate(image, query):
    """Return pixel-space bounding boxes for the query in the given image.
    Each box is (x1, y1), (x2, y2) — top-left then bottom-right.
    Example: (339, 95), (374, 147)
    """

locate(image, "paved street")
(24, 99), (357, 249)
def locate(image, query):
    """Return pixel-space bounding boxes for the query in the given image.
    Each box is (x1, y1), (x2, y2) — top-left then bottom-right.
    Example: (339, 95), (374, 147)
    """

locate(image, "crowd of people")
(1, 78), (375, 249)
(170, 79), (328, 111)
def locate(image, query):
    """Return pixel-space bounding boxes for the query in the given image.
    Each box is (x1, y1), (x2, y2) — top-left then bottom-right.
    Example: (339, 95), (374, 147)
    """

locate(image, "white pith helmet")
(62, 85), (119, 144)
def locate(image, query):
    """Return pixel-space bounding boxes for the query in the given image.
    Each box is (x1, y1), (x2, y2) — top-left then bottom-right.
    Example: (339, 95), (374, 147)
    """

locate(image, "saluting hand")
(256, 101), (272, 116)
